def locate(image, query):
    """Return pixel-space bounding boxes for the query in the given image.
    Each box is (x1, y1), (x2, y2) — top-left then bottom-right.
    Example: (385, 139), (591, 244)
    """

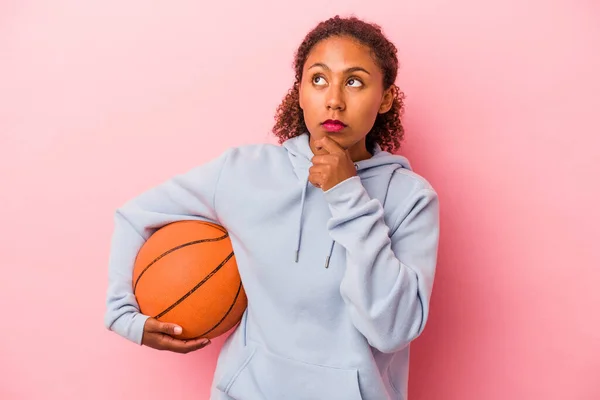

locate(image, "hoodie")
(104, 132), (440, 400)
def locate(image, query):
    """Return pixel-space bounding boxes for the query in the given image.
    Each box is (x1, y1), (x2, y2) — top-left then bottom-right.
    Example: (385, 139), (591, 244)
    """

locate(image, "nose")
(326, 85), (345, 111)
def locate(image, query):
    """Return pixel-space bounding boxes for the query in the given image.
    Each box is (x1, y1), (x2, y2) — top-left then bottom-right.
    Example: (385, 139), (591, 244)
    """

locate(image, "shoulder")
(383, 167), (439, 224)
(389, 167), (436, 197)
(217, 142), (288, 172)
(224, 142), (285, 160)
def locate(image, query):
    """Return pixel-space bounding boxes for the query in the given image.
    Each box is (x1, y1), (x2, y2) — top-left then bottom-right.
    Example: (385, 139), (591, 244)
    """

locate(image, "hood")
(282, 133), (412, 268)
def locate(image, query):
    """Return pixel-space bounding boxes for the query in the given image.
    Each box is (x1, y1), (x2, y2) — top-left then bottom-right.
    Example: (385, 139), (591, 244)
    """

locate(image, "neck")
(348, 138), (373, 162)
(347, 140), (373, 162)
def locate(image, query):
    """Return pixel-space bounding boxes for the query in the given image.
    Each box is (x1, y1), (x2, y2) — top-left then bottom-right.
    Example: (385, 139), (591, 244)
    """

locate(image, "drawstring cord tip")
(324, 256), (330, 268)
(295, 250), (299, 263)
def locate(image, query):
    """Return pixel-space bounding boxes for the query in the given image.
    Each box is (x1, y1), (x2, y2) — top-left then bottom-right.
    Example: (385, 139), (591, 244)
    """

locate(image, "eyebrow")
(307, 62), (371, 75)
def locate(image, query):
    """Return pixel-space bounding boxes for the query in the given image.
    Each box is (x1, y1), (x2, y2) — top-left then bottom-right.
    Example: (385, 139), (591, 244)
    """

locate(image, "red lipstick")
(321, 119), (347, 132)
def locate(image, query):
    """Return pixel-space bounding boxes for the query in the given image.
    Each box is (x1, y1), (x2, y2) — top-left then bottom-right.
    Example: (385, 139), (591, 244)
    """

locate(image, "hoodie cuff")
(109, 312), (150, 346)
(323, 176), (371, 216)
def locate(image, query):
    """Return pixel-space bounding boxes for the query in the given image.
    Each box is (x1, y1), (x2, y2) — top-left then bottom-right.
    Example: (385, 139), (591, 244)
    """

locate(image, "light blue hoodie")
(104, 132), (440, 400)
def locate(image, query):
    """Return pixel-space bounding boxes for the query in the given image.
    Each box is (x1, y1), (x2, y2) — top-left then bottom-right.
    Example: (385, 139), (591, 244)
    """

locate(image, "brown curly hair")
(272, 15), (406, 153)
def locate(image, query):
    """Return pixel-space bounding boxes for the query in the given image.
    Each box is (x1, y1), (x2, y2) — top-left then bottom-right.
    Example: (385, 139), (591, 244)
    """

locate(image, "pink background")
(1, 1), (599, 399)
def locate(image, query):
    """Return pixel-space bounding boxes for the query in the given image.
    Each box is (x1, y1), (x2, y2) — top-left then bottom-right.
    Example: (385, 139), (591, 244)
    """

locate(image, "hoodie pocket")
(216, 343), (363, 400)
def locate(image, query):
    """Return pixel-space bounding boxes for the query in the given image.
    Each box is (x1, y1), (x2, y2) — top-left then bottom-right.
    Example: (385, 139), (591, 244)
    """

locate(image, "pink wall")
(1, 1), (598, 399)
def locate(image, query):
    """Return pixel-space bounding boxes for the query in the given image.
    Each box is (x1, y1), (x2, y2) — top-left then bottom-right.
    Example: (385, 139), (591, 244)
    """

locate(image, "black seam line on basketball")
(196, 281), (243, 339)
(133, 233), (228, 294)
(209, 224), (227, 234)
(154, 251), (235, 319)
(183, 281), (243, 341)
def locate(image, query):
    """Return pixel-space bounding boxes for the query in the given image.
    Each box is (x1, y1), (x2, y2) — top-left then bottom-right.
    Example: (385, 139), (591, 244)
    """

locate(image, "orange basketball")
(132, 220), (247, 340)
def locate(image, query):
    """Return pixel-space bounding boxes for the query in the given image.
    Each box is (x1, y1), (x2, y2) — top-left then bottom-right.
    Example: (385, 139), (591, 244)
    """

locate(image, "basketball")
(132, 220), (247, 340)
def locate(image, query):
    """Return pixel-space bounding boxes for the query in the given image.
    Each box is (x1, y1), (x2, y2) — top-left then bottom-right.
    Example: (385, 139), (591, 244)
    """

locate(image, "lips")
(321, 119), (347, 132)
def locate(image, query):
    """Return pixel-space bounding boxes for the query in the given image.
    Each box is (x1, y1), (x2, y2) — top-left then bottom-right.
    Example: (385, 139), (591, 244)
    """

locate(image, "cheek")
(299, 90), (318, 121)
(299, 85), (311, 111)
(299, 85), (307, 105)
(353, 95), (381, 124)
(367, 90), (385, 113)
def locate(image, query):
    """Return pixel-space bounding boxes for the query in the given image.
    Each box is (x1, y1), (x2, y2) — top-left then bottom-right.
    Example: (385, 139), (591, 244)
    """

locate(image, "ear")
(378, 85), (395, 114)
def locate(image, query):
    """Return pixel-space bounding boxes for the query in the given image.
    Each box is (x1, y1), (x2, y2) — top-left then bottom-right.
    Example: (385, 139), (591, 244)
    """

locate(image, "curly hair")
(272, 15), (406, 153)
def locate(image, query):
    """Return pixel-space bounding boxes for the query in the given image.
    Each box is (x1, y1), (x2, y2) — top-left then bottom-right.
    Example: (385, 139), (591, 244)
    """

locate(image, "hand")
(141, 317), (211, 354)
(309, 136), (357, 191)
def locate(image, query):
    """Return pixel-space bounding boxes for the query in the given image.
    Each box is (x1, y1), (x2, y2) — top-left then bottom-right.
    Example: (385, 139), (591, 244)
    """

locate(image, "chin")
(327, 136), (352, 150)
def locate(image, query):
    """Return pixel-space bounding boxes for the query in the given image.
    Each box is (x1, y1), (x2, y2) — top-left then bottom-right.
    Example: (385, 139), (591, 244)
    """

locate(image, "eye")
(312, 75), (327, 86)
(347, 78), (363, 87)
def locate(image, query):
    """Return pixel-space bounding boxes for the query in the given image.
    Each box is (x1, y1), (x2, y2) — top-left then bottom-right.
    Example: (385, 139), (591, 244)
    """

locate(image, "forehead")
(304, 35), (379, 72)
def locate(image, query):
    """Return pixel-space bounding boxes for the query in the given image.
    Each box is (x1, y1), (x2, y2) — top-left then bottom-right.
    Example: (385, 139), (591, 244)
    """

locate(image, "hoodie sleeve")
(104, 148), (232, 345)
(323, 175), (440, 354)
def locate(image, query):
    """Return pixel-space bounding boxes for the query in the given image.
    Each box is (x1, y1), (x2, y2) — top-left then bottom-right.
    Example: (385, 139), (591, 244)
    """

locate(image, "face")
(299, 35), (394, 160)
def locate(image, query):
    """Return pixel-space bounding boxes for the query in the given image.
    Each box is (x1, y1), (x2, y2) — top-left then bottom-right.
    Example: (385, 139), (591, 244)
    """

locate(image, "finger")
(160, 335), (211, 354)
(314, 136), (346, 155)
(148, 319), (183, 336)
(310, 165), (331, 184)
(311, 155), (335, 165)
(308, 172), (324, 189)
(308, 166), (325, 179)
(309, 164), (327, 174)
(187, 337), (212, 351)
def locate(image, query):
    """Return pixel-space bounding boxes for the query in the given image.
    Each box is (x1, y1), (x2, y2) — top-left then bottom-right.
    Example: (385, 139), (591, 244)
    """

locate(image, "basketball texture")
(132, 220), (247, 340)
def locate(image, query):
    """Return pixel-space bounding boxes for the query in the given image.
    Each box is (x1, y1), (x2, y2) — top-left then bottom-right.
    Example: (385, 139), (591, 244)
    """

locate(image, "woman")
(105, 15), (440, 400)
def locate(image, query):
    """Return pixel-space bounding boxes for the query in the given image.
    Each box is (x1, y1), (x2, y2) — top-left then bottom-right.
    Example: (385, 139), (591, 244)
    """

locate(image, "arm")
(324, 176), (440, 353)
(104, 148), (232, 345)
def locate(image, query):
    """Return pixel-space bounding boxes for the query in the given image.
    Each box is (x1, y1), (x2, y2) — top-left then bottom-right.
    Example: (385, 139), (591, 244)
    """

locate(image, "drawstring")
(295, 176), (309, 263)
(294, 174), (337, 268)
(325, 240), (335, 268)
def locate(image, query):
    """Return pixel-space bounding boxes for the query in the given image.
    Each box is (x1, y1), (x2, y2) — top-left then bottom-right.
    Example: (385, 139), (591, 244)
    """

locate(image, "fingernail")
(202, 339), (211, 345)
(173, 326), (182, 335)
